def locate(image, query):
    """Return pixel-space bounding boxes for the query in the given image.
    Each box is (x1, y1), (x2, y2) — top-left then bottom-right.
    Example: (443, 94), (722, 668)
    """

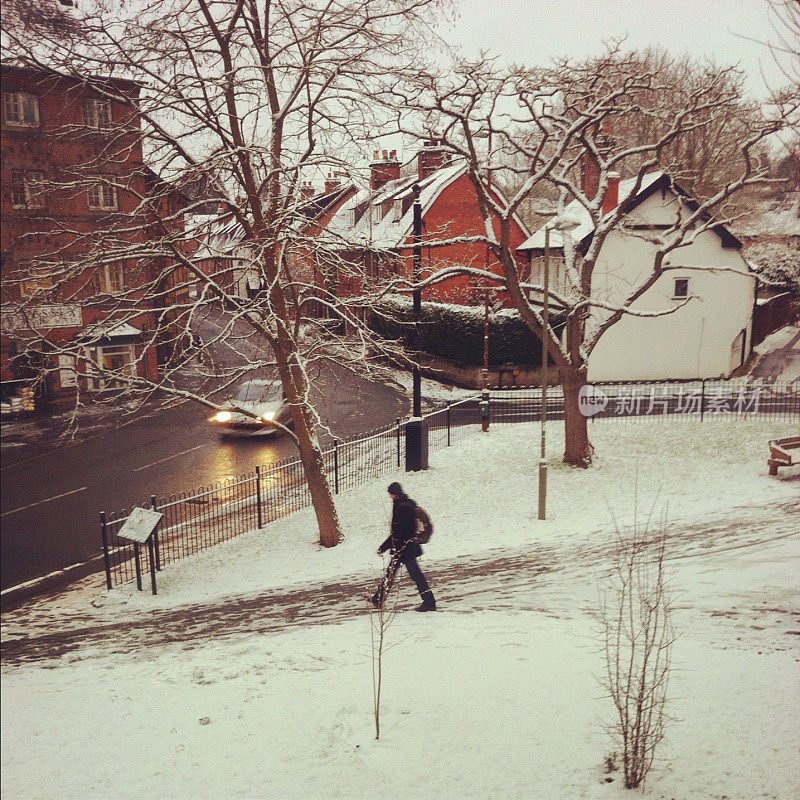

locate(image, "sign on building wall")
(0, 304), (83, 333)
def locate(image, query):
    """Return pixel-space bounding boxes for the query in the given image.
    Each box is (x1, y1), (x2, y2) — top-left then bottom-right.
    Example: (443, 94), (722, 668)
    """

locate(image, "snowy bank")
(2, 417), (798, 800)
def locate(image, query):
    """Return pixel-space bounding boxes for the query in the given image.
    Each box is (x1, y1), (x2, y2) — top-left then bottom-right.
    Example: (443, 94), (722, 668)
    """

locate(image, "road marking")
(1, 486), (88, 518)
(133, 443), (205, 472)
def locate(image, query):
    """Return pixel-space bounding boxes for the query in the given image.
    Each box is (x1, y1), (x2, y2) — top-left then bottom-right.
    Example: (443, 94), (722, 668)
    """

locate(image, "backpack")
(414, 506), (433, 544)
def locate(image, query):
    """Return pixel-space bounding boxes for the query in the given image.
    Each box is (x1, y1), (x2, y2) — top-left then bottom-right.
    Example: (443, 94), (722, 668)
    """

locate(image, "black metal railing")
(101, 380), (799, 589)
(486, 379), (800, 424)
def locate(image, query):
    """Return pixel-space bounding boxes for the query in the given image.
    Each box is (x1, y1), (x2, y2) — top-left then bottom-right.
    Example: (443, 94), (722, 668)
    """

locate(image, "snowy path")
(3, 498), (797, 667)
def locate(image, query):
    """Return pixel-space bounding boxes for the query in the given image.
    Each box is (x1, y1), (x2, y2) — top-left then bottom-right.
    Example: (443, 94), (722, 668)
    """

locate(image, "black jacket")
(379, 494), (422, 560)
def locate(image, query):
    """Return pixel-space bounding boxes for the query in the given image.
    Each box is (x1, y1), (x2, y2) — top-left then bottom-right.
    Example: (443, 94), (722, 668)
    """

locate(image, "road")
(1, 360), (408, 597)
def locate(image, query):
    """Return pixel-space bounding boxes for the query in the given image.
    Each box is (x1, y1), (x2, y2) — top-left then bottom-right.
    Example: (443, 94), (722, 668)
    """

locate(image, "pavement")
(2, 497), (797, 668)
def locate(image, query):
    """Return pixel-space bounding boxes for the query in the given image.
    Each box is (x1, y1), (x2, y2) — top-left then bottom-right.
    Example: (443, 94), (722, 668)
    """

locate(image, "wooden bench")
(768, 436), (800, 475)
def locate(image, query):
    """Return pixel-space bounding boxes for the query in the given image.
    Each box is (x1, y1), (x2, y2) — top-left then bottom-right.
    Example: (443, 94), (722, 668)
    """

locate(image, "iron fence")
(101, 379), (799, 589)
(486, 379), (800, 424)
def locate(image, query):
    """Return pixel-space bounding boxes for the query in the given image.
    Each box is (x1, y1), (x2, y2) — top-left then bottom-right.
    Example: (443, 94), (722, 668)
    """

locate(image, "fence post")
(133, 541), (143, 591)
(255, 465), (263, 528)
(150, 495), (162, 571)
(100, 511), (112, 590)
(700, 379), (706, 421)
(333, 439), (339, 494)
(147, 534), (158, 595)
(396, 417), (401, 468)
(446, 402), (451, 447)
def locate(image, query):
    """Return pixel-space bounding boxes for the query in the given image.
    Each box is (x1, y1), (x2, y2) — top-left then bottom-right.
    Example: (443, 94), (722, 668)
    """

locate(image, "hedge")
(367, 296), (563, 367)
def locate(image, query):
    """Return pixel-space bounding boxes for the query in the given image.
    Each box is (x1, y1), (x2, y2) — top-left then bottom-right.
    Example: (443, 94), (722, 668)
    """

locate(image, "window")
(82, 98), (112, 128)
(3, 91), (39, 126)
(95, 263), (125, 293)
(88, 178), (118, 210)
(673, 278), (690, 299)
(9, 170), (46, 209)
(84, 344), (136, 390)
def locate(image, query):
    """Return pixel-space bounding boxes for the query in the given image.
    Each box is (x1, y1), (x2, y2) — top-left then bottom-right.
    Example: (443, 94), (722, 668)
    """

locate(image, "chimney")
(581, 152), (601, 201)
(370, 149), (401, 190)
(417, 137), (448, 181)
(300, 180), (314, 200)
(324, 171), (344, 195)
(603, 171), (620, 215)
(581, 119), (613, 201)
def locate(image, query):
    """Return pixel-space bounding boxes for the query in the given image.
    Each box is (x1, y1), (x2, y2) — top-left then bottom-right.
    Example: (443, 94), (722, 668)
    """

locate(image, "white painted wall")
(586, 190), (755, 381)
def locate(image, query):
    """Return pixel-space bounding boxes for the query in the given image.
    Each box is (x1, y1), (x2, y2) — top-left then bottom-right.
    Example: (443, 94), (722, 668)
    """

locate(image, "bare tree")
(389, 44), (786, 466)
(599, 510), (674, 790)
(370, 571), (398, 741)
(1, 0), (441, 547)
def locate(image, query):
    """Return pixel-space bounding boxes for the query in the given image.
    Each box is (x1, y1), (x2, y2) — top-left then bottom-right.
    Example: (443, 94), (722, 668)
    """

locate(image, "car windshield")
(234, 381), (282, 404)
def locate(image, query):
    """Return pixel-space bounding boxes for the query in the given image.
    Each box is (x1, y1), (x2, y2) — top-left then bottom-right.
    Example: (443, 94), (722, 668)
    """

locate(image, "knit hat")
(387, 482), (403, 496)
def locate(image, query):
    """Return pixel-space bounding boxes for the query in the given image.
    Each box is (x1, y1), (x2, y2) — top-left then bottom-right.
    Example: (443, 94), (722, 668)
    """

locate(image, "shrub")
(367, 296), (559, 367)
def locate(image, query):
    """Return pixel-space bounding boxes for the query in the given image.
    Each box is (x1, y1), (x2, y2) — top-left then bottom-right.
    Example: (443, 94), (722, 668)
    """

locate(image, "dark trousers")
(376, 552), (432, 604)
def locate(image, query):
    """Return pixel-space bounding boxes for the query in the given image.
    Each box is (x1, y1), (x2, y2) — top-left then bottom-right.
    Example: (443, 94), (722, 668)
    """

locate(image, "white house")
(518, 171), (756, 382)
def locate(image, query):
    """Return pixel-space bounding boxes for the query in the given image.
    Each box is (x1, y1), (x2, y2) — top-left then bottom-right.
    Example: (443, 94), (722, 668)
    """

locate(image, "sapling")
(598, 506), (675, 789)
(370, 558), (398, 741)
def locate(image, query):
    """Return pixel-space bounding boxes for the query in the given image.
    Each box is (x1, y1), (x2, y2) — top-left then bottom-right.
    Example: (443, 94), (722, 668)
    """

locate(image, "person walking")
(370, 482), (436, 612)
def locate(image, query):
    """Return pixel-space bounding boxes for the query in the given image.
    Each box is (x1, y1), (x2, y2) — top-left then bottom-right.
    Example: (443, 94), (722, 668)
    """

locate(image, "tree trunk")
(275, 340), (342, 548)
(560, 365), (593, 468)
(292, 412), (342, 548)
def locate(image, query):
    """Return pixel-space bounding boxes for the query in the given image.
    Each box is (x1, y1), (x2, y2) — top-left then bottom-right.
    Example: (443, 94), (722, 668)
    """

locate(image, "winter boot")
(415, 591), (436, 612)
(369, 591), (382, 609)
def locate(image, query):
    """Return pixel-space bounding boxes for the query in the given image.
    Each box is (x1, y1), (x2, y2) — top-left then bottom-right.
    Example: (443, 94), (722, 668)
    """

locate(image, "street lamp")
(539, 213), (581, 521)
(481, 289), (491, 432)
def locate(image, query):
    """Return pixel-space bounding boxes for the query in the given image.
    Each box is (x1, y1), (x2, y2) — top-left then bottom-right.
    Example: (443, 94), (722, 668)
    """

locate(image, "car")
(208, 379), (294, 436)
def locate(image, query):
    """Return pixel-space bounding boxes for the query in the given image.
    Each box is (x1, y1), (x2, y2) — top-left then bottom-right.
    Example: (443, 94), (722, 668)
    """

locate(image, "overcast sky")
(437, 0), (789, 99)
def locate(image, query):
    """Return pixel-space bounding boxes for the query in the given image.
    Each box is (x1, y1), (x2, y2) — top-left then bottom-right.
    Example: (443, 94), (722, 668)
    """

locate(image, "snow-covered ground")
(2, 417), (799, 800)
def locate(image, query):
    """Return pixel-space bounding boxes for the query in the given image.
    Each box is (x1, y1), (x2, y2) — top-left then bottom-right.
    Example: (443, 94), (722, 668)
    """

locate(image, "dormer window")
(82, 98), (112, 128)
(673, 278), (689, 299)
(391, 199), (402, 222)
(3, 91), (39, 126)
(351, 201), (367, 227)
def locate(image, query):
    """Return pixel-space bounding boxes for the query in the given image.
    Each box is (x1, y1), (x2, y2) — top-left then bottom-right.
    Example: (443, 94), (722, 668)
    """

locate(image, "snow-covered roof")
(80, 321), (142, 342)
(322, 160), (468, 250)
(734, 192), (800, 238)
(188, 214), (244, 261)
(518, 171), (666, 250)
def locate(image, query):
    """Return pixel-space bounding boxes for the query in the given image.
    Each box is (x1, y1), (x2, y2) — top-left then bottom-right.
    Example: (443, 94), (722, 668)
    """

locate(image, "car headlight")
(261, 411), (276, 422)
(214, 410), (232, 423)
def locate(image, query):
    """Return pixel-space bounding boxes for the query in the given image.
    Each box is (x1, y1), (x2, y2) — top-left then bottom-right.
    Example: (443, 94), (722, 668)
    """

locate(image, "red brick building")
(187, 142), (530, 317)
(318, 141), (531, 306)
(1, 64), (182, 408)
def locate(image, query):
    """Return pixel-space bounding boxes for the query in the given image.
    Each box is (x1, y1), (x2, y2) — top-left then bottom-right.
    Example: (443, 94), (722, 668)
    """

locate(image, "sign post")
(117, 507), (164, 595)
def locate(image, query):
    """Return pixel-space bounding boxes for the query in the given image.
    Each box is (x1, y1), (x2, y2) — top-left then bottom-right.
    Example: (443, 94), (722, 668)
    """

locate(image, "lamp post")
(481, 289), (490, 432)
(538, 214), (581, 521)
(412, 183), (422, 419)
(406, 182), (428, 471)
